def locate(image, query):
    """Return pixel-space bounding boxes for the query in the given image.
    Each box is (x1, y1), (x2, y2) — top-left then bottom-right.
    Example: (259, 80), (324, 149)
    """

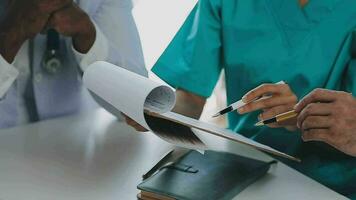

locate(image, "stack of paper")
(83, 61), (299, 162)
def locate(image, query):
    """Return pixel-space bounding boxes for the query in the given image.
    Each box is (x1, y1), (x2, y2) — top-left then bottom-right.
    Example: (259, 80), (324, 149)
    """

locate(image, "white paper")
(157, 112), (298, 161)
(84, 62), (299, 162)
(83, 61), (175, 130)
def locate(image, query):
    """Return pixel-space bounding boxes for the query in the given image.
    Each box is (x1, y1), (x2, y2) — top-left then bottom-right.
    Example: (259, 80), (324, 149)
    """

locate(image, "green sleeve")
(152, 0), (223, 98)
(343, 30), (356, 94)
(344, 59), (356, 94)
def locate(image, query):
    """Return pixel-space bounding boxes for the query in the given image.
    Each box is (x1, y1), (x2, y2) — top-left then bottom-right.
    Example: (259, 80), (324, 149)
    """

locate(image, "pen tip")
(254, 121), (264, 127)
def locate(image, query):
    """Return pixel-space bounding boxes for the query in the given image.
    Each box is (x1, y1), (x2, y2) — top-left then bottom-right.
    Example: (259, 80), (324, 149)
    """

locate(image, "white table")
(0, 109), (347, 200)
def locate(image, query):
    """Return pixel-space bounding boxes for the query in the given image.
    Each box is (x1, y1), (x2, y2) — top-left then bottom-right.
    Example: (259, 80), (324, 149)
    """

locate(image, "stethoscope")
(42, 29), (62, 74)
(41, 0), (81, 74)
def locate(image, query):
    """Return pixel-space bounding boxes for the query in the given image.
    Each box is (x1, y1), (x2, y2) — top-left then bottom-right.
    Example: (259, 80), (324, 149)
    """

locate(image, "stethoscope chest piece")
(42, 29), (62, 74)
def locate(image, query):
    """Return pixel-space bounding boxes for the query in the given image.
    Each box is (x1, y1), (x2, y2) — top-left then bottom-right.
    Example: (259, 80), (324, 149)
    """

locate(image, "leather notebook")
(138, 150), (276, 200)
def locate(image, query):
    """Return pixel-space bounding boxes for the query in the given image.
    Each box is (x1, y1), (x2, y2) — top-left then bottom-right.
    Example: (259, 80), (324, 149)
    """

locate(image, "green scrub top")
(152, 0), (356, 198)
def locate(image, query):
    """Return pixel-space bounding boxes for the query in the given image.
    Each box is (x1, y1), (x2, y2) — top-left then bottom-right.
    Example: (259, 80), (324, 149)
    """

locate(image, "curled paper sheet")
(84, 61), (300, 162)
(84, 61), (175, 129)
(84, 61), (206, 151)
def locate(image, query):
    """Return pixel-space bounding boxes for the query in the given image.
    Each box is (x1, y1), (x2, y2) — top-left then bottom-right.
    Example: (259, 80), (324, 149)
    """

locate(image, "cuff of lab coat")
(72, 21), (109, 72)
(0, 55), (19, 99)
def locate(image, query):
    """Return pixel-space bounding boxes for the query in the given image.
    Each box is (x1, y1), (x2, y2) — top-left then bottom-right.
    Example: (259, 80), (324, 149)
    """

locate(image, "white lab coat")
(0, 0), (147, 128)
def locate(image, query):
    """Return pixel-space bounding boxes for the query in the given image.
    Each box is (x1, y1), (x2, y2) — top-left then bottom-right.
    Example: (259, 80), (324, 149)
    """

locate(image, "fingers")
(47, 3), (90, 38)
(36, 0), (72, 14)
(259, 105), (296, 128)
(124, 116), (148, 132)
(302, 129), (330, 142)
(243, 83), (291, 103)
(47, 6), (71, 32)
(295, 89), (338, 112)
(302, 127), (356, 157)
(238, 83), (297, 131)
(296, 90), (356, 156)
(259, 106), (289, 120)
(239, 83), (297, 115)
(296, 103), (333, 128)
(239, 95), (296, 114)
(300, 116), (332, 130)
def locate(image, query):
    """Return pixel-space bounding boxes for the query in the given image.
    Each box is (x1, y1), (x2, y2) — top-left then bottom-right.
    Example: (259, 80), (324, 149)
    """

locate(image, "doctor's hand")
(0, 0), (72, 63)
(47, 2), (96, 53)
(123, 114), (148, 132)
(295, 89), (356, 157)
(238, 82), (298, 131)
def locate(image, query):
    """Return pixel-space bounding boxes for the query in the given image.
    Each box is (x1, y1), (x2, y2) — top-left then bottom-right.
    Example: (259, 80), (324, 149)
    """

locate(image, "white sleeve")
(0, 55), (19, 99)
(72, 21), (109, 72)
(81, 0), (148, 77)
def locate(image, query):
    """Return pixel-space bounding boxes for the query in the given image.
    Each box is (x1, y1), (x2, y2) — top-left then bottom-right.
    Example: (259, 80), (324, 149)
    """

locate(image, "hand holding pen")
(214, 81), (298, 131)
(256, 89), (356, 157)
(213, 81), (286, 117)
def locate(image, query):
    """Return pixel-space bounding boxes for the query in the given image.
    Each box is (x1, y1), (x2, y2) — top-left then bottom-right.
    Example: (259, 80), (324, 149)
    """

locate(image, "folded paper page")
(149, 112), (299, 161)
(83, 61), (300, 161)
(83, 61), (206, 151)
(83, 61), (175, 129)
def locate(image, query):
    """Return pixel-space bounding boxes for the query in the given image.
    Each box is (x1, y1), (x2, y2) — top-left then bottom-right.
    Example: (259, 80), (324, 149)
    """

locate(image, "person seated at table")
(0, 0), (147, 129)
(125, 0), (356, 198)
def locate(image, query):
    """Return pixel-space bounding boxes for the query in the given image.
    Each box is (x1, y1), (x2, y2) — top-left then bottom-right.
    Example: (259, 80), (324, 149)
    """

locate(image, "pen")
(255, 110), (298, 126)
(212, 96), (272, 118)
(213, 81), (285, 118)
